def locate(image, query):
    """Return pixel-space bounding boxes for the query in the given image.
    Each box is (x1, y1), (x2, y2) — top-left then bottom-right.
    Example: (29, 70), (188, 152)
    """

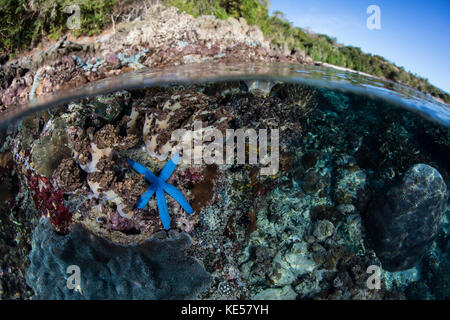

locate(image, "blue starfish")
(126, 154), (193, 230)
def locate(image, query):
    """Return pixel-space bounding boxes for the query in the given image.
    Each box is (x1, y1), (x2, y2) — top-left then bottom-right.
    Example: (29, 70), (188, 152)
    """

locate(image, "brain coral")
(26, 218), (211, 299)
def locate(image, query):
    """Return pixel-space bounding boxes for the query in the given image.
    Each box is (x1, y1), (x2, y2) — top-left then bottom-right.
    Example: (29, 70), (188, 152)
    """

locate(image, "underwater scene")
(0, 62), (449, 300)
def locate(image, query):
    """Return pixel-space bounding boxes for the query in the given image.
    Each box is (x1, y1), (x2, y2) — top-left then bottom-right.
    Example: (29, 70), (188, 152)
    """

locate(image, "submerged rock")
(253, 285), (297, 300)
(26, 219), (211, 299)
(245, 80), (276, 97)
(366, 164), (447, 271)
(89, 90), (130, 121)
(313, 219), (335, 241)
(52, 158), (84, 193)
(31, 118), (71, 178)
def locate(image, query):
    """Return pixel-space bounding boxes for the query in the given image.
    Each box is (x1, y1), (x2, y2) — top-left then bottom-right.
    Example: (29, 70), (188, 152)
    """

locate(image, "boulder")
(366, 164), (447, 271)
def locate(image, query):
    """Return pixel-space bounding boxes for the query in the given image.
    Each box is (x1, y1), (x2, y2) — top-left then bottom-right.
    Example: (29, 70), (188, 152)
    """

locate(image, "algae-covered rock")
(313, 219), (335, 241)
(20, 111), (51, 150)
(52, 158), (84, 193)
(333, 164), (367, 205)
(270, 83), (319, 110)
(90, 90), (131, 121)
(31, 118), (71, 178)
(366, 164), (447, 271)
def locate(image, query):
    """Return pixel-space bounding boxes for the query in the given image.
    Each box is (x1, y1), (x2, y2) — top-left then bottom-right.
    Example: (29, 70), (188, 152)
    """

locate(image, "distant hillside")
(165, 0), (450, 104)
(1, 0), (448, 103)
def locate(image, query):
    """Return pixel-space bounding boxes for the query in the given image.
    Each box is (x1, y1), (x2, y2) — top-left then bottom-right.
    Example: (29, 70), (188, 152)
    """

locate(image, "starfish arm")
(163, 182), (194, 214)
(159, 153), (180, 181)
(126, 158), (157, 183)
(156, 187), (171, 230)
(136, 185), (156, 209)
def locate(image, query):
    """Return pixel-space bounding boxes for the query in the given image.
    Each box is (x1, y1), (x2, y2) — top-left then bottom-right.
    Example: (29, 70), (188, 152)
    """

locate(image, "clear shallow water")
(1, 62), (449, 300)
(1, 62), (449, 128)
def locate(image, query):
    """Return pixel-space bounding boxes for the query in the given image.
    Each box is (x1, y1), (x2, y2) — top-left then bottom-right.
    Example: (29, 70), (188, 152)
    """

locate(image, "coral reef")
(228, 83), (319, 143)
(0, 137), (38, 299)
(365, 164), (447, 271)
(2, 74), (449, 300)
(128, 88), (234, 160)
(0, 1), (449, 302)
(52, 158), (84, 193)
(26, 218), (211, 299)
(66, 119), (147, 223)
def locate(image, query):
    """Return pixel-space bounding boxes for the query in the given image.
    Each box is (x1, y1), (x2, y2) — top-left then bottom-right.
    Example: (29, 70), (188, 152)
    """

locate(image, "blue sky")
(269, 0), (450, 93)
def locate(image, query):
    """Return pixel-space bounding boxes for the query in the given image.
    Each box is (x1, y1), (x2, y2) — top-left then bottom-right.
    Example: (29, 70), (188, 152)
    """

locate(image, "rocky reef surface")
(0, 4), (449, 301)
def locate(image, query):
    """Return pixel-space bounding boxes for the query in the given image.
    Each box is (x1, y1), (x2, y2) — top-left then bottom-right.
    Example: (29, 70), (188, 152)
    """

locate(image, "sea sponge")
(26, 218), (211, 299)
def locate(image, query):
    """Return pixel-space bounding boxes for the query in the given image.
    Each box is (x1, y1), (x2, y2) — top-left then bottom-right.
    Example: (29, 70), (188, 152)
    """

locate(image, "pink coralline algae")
(28, 174), (72, 234)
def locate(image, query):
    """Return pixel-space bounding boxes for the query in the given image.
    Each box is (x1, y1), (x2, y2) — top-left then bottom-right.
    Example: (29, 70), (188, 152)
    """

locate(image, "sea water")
(0, 62), (448, 300)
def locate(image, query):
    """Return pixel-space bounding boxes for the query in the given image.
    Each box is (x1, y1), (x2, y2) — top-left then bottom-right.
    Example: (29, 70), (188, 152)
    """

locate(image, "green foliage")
(165, 0), (228, 19)
(0, 0), (116, 56)
(1, 0), (448, 103)
(75, 0), (116, 36)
